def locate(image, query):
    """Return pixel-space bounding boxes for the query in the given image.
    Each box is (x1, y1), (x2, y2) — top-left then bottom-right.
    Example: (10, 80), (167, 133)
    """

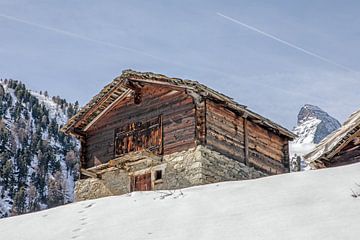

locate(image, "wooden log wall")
(84, 85), (196, 168)
(246, 121), (289, 174)
(328, 138), (360, 167)
(206, 100), (289, 174)
(195, 96), (206, 145)
(206, 100), (246, 162)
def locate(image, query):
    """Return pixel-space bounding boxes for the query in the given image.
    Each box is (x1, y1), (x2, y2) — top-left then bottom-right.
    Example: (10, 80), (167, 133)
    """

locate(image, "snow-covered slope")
(30, 91), (68, 126)
(290, 104), (341, 170)
(1, 163), (360, 240)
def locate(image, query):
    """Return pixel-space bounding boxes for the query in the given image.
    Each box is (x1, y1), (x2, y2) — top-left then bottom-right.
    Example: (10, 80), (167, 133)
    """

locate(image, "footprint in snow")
(84, 203), (94, 209)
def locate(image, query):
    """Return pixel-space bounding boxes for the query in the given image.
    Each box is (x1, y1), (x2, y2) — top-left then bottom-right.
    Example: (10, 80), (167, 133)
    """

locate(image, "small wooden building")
(305, 109), (360, 169)
(61, 70), (295, 200)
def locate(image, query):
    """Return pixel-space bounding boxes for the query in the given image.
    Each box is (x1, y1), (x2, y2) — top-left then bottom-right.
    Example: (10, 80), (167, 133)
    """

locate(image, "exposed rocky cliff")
(290, 104), (341, 171)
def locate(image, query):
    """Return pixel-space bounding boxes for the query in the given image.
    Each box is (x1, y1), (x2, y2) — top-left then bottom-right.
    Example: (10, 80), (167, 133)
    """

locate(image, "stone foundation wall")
(199, 146), (266, 184)
(75, 146), (267, 201)
(74, 178), (113, 201)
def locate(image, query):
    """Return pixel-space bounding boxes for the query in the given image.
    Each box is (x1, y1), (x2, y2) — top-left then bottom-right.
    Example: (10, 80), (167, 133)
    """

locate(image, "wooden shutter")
(114, 116), (163, 157)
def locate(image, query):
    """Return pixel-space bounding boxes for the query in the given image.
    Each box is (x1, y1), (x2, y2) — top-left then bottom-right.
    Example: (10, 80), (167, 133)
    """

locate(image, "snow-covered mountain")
(293, 104), (341, 144)
(1, 162), (359, 240)
(0, 79), (79, 218)
(290, 104), (341, 170)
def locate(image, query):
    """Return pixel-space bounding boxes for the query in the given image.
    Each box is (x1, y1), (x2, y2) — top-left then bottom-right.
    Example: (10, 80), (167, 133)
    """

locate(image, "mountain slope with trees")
(0, 79), (79, 217)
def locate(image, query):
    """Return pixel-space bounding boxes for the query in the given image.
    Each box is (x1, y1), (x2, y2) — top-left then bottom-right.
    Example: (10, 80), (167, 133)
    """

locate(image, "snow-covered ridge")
(293, 116), (321, 144)
(293, 104), (341, 145)
(1, 163), (360, 240)
(290, 104), (341, 169)
(30, 91), (68, 126)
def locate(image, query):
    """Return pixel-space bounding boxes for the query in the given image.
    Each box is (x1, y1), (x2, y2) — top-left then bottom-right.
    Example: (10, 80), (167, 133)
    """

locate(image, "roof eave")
(62, 69), (296, 140)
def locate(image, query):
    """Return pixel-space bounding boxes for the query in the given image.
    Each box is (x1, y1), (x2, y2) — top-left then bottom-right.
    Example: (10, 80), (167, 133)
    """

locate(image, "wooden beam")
(80, 142), (86, 171)
(75, 81), (126, 129)
(83, 89), (132, 131)
(244, 118), (250, 166)
(328, 129), (360, 159)
(129, 78), (195, 91)
(80, 168), (99, 179)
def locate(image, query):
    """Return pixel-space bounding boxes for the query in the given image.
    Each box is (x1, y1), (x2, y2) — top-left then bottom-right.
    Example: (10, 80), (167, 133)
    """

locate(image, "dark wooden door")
(131, 173), (152, 191)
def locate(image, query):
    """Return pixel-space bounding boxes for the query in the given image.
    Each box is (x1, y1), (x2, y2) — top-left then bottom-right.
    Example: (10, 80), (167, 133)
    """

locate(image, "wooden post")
(244, 118), (250, 166)
(193, 93), (206, 146)
(80, 141), (87, 179)
(283, 142), (290, 172)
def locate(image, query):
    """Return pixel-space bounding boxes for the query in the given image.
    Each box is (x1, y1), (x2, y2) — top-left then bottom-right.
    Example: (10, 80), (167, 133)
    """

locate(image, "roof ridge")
(61, 70), (295, 139)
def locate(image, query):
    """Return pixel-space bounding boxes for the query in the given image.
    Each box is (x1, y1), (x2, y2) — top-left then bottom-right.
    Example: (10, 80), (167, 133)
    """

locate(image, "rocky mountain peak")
(293, 104), (341, 144)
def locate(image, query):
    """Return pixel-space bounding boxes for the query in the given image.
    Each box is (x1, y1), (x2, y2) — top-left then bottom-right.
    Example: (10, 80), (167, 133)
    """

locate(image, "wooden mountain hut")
(61, 70), (296, 200)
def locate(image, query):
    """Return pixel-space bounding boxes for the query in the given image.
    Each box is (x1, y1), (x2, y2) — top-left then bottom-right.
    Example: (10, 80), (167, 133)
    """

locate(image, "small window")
(155, 170), (163, 181)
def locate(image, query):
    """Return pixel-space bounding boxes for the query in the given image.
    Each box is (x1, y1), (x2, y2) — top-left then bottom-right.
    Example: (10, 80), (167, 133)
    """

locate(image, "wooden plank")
(164, 138), (196, 154)
(93, 95), (193, 131)
(244, 118), (249, 166)
(83, 84), (197, 167)
(207, 135), (245, 160)
(206, 115), (245, 138)
(80, 168), (99, 179)
(77, 84), (127, 128)
(328, 129), (360, 159)
(206, 128), (244, 148)
(195, 98), (206, 145)
(84, 89), (131, 131)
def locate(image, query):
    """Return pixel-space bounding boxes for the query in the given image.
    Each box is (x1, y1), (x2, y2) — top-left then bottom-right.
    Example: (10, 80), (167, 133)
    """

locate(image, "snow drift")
(1, 163), (360, 240)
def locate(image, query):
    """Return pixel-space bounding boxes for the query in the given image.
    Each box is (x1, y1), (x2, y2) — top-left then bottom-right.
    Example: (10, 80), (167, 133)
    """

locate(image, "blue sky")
(0, 0), (359, 128)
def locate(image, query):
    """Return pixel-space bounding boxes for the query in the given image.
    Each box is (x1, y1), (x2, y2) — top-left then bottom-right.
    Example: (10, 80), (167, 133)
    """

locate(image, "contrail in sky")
(0, 13), (165, 62)
(217, 12), (357, 73)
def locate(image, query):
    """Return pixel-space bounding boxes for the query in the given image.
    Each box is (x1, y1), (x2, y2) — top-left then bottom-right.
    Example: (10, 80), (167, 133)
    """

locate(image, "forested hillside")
(0, 79), (79, 217)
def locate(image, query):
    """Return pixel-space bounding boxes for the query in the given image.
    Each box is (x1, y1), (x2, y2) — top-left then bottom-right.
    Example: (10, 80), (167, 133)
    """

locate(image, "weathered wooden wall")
(206, 100), (246, 162)
(246, 120), (289, 174)
(327, 138), (360, 167)
(84, 85), (196, 168)
(205, 100), (289, 174)
(82, 85), (290, 174)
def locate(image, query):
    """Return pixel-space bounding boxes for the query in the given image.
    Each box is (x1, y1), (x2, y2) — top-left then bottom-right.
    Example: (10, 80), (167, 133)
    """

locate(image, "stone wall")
(200, 146), (266, 184)
(74, 178), (113, 201)
(75, 146), (267, 201)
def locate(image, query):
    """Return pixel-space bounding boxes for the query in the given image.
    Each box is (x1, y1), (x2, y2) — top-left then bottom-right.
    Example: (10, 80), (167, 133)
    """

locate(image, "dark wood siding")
(84, 85), (196, 168)
(327, 137), (360, 167)
(206, 100), (246, 162)
(247, 121), (289, 174)
(206, 100), (289, 174)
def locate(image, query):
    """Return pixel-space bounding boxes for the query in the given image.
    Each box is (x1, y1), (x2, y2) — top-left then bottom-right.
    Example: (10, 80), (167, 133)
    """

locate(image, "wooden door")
(131, 173), (152, 191)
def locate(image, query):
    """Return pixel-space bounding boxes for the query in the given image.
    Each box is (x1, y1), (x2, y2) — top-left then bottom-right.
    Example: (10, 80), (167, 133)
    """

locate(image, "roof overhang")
(61, 70), (296, 140)
(305, 109), (360, 163)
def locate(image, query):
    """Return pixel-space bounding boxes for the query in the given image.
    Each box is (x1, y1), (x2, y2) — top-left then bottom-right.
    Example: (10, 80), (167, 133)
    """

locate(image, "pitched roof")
(305, 109), (360, 163)
(61, 69), (296, 139)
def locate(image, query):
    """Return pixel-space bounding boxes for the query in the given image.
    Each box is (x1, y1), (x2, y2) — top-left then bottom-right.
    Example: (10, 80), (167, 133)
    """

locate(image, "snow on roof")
(305, 108), (360, 163)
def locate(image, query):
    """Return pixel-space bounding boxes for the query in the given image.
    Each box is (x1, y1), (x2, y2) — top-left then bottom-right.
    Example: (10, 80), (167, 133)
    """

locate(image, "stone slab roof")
(61, 69), (296, 139)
